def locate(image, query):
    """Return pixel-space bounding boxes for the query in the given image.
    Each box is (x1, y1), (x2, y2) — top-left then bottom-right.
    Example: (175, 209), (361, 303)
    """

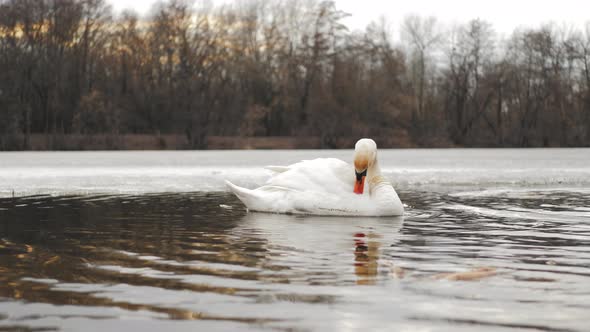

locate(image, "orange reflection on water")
(353, 232), (381, 285)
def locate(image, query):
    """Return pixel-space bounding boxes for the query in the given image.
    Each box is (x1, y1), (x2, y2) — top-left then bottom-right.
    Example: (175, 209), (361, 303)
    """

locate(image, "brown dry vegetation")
(1, 0), (589, 150)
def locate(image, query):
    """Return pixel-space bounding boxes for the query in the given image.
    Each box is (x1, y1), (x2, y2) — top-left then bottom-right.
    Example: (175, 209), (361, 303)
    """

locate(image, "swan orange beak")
(354, 169), (367, 194)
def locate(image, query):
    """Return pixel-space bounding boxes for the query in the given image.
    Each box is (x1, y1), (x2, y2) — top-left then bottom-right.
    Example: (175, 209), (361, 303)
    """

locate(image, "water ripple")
(0, 189), (589, 331)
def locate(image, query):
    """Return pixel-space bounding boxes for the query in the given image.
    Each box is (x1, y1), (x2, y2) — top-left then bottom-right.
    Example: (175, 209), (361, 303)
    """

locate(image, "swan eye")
(355, 169), (367, 181)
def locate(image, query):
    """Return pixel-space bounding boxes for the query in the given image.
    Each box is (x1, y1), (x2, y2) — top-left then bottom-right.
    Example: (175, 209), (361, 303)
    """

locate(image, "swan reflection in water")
(235, 213), (404, 285)
(353, 231), (382, 285)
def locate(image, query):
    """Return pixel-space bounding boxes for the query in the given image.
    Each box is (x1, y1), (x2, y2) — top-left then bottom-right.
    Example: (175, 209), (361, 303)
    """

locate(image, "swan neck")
(368, 158), (381, 178)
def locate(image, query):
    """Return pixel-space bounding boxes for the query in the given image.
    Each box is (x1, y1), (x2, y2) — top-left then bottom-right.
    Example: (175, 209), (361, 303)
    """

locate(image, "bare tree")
(0, 0), (588, 150)
(402, 15), (441, 127)
(444, 19), (497, 145)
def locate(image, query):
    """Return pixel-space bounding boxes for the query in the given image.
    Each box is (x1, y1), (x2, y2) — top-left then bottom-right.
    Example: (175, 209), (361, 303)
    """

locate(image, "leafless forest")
(1, 0), (590, 149)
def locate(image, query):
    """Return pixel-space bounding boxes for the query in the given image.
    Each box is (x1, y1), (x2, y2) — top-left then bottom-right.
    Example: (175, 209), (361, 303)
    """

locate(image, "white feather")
(226, 140), (404, 216)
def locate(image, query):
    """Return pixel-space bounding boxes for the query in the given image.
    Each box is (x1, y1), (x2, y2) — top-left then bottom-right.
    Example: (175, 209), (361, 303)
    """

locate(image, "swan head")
(353, 138), (377, 194)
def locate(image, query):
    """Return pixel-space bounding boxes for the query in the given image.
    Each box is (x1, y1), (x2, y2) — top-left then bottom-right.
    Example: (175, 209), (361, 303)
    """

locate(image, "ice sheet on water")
(0, 149), (589, 197)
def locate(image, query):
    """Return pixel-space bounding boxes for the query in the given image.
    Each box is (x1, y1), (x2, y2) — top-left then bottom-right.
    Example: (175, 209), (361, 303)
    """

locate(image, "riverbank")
(0, 131), (435, 150)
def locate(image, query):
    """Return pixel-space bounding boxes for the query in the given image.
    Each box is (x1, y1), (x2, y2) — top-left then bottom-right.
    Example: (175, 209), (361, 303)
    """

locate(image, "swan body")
(226, 138), (404, 216)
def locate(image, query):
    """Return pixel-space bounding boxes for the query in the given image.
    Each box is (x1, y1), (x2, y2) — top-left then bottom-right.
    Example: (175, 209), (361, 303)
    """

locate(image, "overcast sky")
(111, 0), (590, 36)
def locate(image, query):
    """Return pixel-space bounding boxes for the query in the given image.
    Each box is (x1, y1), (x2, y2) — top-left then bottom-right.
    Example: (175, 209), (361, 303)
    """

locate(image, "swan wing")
(265, 158), (353, 194)
(264, 165), (290, 173)
(226, 180), (310, 214)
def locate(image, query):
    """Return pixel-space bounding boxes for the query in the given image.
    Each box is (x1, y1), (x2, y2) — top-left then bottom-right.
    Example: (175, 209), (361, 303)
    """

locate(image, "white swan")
(225, 138), (404, 216)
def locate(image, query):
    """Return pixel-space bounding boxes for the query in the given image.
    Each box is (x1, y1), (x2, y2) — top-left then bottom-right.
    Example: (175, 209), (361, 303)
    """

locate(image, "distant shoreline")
(1, 134), (587, 151)
(1, 134), (418, 150)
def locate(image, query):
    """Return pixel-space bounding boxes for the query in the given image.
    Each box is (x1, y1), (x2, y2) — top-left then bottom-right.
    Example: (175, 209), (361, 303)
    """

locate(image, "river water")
(0, 149), (589, 331)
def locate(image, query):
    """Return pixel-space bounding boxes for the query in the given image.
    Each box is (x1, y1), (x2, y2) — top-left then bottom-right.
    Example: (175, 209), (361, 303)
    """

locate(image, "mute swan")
(225, 138), (404, 216)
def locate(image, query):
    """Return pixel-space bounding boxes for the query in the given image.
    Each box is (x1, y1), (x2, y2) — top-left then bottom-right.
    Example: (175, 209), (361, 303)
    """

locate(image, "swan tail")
(225, 180), (260, 210)
(226, 180), (295, 213)
(225, 180), (251, 198)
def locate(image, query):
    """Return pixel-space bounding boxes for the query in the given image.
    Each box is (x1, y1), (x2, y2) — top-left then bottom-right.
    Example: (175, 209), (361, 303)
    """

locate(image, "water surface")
(0, 149), (589, 331)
